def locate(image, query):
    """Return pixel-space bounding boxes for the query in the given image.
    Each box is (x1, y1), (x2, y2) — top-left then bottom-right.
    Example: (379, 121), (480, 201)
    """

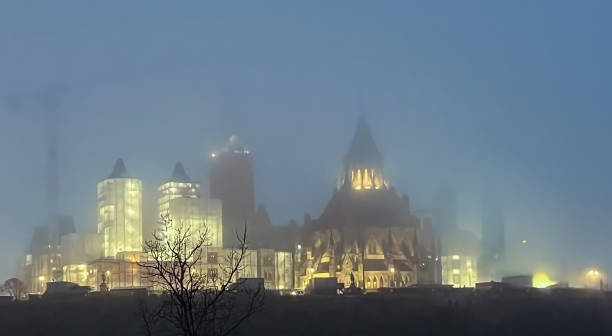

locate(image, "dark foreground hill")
(1, 292), (611, 335)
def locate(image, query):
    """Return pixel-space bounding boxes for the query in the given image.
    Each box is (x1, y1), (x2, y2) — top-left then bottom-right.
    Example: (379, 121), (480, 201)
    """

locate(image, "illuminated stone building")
(84, 248), (264, 291)
(210, 136), (255, 248)
(97, 159), (143, 258)
(255, 248), (294, 290)
(274, 251), (293, 290)
(26, 216), (76, 293)
(297, 118), (432, 290)
(158, 162), (222, 247)
(441, 255), (477, 287)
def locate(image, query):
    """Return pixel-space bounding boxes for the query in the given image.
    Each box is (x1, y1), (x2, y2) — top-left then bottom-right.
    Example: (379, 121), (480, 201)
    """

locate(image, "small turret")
(171, 162), (191, 182)
(108, 158), (130, 179)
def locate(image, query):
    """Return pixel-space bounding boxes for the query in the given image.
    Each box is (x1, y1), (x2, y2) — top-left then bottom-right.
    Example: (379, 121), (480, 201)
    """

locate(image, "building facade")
(297, 118), (433, 290)
(97, 159), (143, 258)
(158, 162), (223, 247)
(441, 255), (477, 287)
(83, 247), (290, 291)
(26, 215), (76, 293)
(210, 136), (255, 248)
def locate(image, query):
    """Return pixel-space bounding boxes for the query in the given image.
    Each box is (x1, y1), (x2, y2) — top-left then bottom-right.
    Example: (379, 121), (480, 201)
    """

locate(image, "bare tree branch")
(138, 215), (263, 336)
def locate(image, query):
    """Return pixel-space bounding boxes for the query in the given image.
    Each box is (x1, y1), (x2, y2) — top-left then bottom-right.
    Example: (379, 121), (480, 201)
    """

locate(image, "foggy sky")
(1, 1), (611, 282)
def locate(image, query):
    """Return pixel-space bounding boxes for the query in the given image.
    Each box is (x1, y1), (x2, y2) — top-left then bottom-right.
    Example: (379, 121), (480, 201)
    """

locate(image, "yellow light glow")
(452, 255), (460, 260)
(390, 267), (395, 273)
(521, 239), (527, 244)
(587, 269), (601, 278)
(38, 276), (45, 281)
(532, 272), (556, 288)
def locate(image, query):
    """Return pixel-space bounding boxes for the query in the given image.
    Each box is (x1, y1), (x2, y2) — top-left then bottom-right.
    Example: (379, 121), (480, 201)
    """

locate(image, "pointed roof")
(171, 162), (191, 182)
(108, 158), (130, 178)
(254, 204), (272, 227)
(343, 117), (382, 169)
(29, 226), (49, 253)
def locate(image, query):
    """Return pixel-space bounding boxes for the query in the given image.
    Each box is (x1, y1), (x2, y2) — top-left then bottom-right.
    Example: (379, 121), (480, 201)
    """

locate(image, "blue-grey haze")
(1, 1), (610, 283)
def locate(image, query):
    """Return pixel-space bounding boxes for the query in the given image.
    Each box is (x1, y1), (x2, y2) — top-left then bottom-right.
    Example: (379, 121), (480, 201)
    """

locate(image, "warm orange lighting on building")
(532, 272), (556, 288)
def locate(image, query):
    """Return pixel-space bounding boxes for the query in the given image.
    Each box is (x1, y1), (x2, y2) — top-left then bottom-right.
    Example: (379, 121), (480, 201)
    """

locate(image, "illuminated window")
(207, 268), (218, 278)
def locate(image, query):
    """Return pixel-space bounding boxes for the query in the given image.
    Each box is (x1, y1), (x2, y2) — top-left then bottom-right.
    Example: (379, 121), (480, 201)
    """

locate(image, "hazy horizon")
(1, 1), (611, 283)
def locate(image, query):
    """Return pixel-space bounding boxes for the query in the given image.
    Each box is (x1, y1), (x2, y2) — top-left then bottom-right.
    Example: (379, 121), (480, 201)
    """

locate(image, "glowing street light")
(38, 275), (46, 293)
(521, 239), (527, 245)
(586, 268), (603, 290)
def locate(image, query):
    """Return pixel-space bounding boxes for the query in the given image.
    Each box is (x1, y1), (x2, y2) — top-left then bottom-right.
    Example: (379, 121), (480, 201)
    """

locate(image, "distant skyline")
(1, 1), (611, 282)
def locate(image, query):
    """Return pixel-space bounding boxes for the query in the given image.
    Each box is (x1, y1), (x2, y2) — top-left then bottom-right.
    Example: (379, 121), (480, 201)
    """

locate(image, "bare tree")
(1, 278), (25, 301)
(138, 214), (264, 336)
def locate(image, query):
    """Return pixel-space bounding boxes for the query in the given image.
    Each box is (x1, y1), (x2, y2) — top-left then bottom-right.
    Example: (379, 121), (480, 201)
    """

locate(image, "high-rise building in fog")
(158, 162), (222, 247)
(158, 162), (199, 218)
(210, 136), (255, 248)
(23, 88), (76, 293)
(432, 185), (457, 234)
(97, 159), (143, 258)
(480, 186), (505, 279)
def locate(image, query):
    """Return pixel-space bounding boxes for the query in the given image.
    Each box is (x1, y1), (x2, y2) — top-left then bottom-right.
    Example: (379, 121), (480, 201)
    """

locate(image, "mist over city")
(1, 1), (611, 335)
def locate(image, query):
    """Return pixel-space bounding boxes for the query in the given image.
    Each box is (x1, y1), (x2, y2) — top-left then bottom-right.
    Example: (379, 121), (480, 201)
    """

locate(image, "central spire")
(342, 117), (388, 191)
(343, 116), (382, 171)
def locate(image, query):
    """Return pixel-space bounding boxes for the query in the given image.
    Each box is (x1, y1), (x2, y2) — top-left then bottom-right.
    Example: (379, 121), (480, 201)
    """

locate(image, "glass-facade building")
(97, 159), (143, 258)
(158, 162), (223, 247)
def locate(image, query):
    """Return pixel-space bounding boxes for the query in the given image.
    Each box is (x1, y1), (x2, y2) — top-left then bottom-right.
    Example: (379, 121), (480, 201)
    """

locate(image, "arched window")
(367, 277), (371, 289)
(373, 276), (378, 288)
(380, 276), (385, 288)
